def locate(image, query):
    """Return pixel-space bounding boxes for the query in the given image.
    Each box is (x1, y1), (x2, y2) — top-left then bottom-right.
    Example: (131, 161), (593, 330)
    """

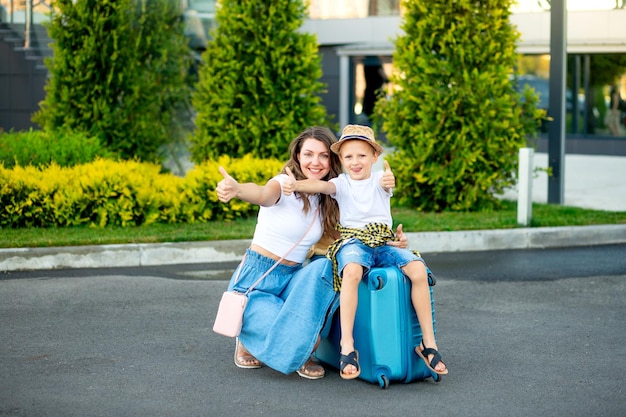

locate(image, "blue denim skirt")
(227, 249), (338, 374)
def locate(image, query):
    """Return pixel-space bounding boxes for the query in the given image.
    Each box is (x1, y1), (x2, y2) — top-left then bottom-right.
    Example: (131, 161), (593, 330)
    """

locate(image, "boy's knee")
(404, 261), (427, 282)
(341, 263), (363, 283)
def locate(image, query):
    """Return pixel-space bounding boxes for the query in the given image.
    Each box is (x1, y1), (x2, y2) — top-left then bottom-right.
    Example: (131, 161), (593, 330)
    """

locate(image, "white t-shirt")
(251, 174), (323, 263)
(329, 171), (392, 228)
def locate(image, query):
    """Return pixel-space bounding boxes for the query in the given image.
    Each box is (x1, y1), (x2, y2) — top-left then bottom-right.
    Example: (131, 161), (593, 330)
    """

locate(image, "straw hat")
(330, 124), (384, 155)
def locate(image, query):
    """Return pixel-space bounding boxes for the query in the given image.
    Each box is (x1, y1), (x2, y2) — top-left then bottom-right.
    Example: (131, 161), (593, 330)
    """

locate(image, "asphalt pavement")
(1, 244), (625, 417)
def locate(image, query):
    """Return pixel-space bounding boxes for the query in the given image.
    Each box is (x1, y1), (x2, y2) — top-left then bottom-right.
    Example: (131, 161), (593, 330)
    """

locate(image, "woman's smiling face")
(298, 138), (332, 180)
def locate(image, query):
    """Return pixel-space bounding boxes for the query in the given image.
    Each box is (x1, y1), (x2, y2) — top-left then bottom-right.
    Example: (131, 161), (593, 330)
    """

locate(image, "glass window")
(512, 0), (621, 12)
(187, 0), (216, 14)
(351, 57), (394, 125)
(184, 0), (217, 46)
(308, 0), (400, 19)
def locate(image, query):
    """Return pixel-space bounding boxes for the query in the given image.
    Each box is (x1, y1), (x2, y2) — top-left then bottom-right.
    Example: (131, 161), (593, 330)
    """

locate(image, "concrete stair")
(0, 22), (49, 132)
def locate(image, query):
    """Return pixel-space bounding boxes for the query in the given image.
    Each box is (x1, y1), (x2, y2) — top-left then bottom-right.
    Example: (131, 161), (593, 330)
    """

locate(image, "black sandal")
(415, 342), (448, 375)
(339, 350), (361, 380)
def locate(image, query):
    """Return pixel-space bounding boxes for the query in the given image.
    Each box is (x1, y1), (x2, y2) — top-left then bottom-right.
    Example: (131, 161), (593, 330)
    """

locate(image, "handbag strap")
(233, 207), (320, 295)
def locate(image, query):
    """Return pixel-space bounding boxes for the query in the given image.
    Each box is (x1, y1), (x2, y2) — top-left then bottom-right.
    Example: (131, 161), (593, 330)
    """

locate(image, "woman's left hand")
(386, 223), (408, 249)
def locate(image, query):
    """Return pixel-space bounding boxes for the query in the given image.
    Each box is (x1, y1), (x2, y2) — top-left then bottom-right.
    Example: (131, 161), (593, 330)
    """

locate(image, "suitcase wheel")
(368, 274), (385, 290)
(377, 374), (390, 389)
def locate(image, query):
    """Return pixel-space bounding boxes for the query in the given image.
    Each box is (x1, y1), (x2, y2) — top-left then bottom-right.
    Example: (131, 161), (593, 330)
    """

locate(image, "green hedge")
(0, 129), (114, 169)
(0, 155), (283, 228)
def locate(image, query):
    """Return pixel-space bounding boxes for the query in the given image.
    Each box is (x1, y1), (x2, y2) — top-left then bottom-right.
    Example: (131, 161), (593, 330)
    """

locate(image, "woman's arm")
(216, 166), (282, 207)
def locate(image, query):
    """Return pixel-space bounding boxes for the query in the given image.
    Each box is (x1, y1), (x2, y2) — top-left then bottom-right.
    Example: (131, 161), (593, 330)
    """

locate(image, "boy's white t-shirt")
(251, 174), (323, 263)
(329, 170), (392, 228)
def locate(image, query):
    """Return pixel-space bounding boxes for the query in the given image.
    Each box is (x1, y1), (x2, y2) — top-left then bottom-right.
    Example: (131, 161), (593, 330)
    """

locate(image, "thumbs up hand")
(283, 166), (297, 196)
(216, 166), (240, 202)
(386, 223), (408, 248)
(380, 160), (395, 190)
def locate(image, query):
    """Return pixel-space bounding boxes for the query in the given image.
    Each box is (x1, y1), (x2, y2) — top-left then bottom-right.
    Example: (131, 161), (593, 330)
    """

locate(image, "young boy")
(283, 124), (448, 380)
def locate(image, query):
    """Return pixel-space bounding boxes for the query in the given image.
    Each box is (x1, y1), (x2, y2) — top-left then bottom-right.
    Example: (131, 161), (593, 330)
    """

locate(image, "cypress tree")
(33, 0), (192, 162)
(375, 0), (543, 211)
(191, 0), (329, 162)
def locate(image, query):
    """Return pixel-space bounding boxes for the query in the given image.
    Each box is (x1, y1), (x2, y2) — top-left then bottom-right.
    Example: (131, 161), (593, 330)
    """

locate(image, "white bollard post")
(517, 147), (534, 226)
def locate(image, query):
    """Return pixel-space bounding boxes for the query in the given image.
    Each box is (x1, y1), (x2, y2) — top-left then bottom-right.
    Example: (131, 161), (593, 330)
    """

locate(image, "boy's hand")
(283, 167), (297, 196)
(386, 224), (408, 249)
(380, 160), (395, 190)
(216, 166), (239, 203)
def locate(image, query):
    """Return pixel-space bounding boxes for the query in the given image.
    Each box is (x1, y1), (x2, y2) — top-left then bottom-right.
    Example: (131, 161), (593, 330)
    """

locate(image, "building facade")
(2, 0), (626, 135)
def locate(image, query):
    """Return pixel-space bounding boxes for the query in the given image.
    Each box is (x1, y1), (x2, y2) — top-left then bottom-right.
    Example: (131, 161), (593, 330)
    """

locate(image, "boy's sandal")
(415, 341), (448, 375)
(234, 337), (261, 369)
(297, 357), (325, 380)
(339, 350), (361, 380)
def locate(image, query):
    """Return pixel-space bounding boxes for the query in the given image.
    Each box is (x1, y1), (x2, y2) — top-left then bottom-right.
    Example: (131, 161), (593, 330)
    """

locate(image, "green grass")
(2, 200), (625, 249)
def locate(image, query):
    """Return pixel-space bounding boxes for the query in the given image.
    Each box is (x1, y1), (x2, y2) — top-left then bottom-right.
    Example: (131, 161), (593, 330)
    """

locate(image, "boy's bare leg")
(402, 261), (448, 374)
(339, 262), (363, 376)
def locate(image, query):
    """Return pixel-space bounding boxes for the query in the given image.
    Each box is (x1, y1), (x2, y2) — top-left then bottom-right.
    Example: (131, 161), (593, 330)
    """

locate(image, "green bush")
(375, 0), (544, 212)
(0, 129), (114, 169)
(191, 0), (330, 162)
(33, 0), (193, 163)
(0, 156), (283, 228)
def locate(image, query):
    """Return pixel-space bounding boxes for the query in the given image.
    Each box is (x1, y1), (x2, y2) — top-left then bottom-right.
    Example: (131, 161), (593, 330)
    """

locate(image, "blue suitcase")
(315, 266), (439, 388)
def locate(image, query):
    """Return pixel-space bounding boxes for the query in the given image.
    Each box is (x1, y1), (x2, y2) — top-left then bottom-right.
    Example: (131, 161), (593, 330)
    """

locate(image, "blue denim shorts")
(335, 239), (424, 278)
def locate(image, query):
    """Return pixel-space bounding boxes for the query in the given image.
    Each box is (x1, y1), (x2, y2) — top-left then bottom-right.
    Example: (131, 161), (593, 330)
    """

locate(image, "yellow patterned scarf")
(326, 222), (422, 291)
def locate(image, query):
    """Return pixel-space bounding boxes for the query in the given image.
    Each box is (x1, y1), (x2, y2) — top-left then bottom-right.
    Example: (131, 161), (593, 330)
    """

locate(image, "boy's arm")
(283, 167), (336, 196)
(380, 160), (396, 192)
(216, 166), (282, 207)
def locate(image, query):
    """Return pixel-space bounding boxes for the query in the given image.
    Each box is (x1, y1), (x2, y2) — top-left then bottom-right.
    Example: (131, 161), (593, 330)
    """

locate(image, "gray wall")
(318, 45), (341, 131)
(0, 24), (47, 133)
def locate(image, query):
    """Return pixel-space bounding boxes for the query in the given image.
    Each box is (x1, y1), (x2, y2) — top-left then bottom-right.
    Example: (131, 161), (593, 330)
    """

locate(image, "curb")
(1, 224), (625, 272)
(408, 224), (626, 253)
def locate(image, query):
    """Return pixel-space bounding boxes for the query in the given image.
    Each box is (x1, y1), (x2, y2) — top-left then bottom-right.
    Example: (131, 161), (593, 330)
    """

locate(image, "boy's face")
(338, 140), (379, 181)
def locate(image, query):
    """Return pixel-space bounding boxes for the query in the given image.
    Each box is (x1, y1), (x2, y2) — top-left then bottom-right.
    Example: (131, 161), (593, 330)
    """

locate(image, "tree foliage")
(33, 0), (192, 162)
(589, 54), (626, 86)
(190, 0), (330, 162)
(375, 0), (544, 212)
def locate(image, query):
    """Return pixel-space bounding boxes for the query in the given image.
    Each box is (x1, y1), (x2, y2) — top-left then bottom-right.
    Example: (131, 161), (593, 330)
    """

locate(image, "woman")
(215, 126), (407, 379)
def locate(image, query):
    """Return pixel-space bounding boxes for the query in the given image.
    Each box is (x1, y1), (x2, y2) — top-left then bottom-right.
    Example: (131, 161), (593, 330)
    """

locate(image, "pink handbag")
(212, 290), (248, 337)
(212, 208), (319, 338)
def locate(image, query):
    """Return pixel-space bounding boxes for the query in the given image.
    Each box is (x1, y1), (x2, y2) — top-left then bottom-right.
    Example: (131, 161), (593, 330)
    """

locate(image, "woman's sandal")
(234, 337), (261, 369)
(297, 357), (325, 380)
(339, 350), (361, 380)
(415, 341), (448, 375)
